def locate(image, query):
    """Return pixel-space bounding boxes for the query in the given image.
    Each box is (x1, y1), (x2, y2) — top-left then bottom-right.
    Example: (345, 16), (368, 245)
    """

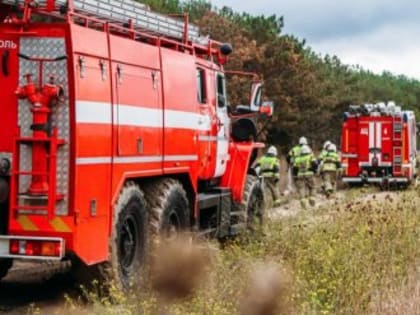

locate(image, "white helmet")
(299, 137), (308, 145)
(323, 140), (332, 150)
(328, 144), (337, 152)
(300, 144), (312, 155)
(267, 145), (278, 156)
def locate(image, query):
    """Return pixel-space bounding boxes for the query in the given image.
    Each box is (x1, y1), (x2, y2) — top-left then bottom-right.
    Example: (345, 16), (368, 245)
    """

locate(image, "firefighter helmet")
(323, 140), (332, 150)
(300, 145), (312, 155)
(328, 144), (337, 152)
(267, 145), (278, 156)
(299, 137), (308, 145)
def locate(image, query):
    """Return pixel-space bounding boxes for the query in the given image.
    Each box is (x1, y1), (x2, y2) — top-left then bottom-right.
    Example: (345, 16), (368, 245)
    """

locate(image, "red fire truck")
(340, 103), (417, 187)
(0, 0), (272, 288)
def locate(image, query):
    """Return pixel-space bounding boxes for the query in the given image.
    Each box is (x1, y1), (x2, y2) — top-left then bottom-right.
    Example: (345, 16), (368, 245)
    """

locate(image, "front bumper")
(342, 177), (409, 184)
(0, 235), (65, 260)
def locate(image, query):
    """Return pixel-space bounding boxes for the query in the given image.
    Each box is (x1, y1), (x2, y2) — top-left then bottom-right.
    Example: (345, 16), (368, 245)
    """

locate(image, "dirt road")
(0, 261), (75, 314)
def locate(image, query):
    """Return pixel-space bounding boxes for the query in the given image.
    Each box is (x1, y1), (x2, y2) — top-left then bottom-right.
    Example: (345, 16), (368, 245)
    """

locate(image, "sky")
(210, 0), (420, 80)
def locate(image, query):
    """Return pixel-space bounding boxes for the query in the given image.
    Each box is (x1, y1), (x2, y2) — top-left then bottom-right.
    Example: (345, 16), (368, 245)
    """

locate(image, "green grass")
(38, 189), (420, 314)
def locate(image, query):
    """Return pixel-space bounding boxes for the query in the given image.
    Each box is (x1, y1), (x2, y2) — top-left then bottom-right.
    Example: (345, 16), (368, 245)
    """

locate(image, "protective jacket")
(320, 151), (341, 172)
(257, 155), (280, 178)
(287, 145), (301, 165)
(295, 153), (317, 177)
(318, 149), (328, 161)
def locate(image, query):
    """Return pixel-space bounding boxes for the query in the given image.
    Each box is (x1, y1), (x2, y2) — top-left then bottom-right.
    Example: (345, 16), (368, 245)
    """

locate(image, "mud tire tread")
(143, 178), (190, 237)
(233, 175), (265, 227)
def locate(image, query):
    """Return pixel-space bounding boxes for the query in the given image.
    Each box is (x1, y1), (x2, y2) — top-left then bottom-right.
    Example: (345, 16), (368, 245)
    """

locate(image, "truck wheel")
(144, 179), (189, 238)
(87, 182), (148, 291)
(235, 175), (265, 228)
(0, 259), (12, 280)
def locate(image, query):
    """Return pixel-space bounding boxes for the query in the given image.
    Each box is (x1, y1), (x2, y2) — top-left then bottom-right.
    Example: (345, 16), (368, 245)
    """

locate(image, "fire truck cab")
(0, 0), (272, 288)
(340, 102), (417, 187)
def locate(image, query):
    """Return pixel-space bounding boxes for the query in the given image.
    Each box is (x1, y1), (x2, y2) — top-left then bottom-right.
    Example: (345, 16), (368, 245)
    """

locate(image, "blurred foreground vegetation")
(51, 189), (420, 314)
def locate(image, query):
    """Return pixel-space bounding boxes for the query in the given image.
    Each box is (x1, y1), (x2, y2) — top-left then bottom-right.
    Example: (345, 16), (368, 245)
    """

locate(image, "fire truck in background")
(340, 102), (417, 187)
(0, 0), (272, 288)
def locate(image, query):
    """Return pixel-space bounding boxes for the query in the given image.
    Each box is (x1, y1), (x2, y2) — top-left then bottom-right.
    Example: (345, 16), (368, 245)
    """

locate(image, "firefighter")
(285, 136), (308, 194)
(255, 146), (281, 206)
(294, 144), (318, 208)
(319, 140), (332, 160)
(319, 143), (341, 197)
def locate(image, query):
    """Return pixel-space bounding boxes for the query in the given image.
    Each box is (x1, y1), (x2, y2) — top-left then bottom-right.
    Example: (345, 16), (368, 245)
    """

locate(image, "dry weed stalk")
(150, 234), (212, 302)
(240, 264), (292, 315)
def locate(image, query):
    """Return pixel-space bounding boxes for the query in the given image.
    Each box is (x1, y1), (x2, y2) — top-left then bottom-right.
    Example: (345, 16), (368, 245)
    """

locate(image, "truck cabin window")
(217, 73), (227, 107)
(196, 68), (206, 104)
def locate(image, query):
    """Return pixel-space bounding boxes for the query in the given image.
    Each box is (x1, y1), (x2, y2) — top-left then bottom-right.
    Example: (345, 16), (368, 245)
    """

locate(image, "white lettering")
(0, 40), (17, 49)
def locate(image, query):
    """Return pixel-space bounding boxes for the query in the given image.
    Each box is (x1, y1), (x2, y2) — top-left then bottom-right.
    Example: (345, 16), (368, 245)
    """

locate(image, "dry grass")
(150, 235), (212, 302)
(369, 267), (420, 314)
(239, 264), (292, 315)
(28, 188), (420, 314)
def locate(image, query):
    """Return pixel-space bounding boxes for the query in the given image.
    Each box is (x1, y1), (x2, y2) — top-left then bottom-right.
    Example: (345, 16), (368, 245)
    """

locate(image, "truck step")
(229, 223), (246, 236)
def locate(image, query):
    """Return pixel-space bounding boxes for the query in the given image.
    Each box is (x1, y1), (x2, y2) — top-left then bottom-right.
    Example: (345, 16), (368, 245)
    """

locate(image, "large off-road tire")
(143, 178), (190, 238)
(73, 182), (148, 291)
(234, 175), (265, 228)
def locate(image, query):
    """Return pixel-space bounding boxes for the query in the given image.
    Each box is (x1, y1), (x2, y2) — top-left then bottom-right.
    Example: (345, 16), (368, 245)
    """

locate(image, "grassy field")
(35, 188), (420, 315)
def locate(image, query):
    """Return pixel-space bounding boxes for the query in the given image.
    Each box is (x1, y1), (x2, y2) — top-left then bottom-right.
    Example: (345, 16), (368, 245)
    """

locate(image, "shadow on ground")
(0, 272), (77, 314)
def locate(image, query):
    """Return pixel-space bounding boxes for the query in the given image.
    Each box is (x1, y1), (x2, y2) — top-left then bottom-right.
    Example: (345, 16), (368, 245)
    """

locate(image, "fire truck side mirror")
(260, 101), (274, 117)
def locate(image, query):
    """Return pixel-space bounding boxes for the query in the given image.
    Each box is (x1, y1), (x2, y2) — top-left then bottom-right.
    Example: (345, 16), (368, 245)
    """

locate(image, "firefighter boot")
(308, 197), (316, 207)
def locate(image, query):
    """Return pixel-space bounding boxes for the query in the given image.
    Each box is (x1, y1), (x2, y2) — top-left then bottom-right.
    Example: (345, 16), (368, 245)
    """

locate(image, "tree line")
(142, 0), (420, 152)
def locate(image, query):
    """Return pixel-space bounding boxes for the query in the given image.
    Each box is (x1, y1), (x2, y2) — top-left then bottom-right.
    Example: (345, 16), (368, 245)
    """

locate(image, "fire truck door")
(368, 121), (386, 166)
(196, 68), (212, 179)
(214, 73), (230, 177)
(114, 64), (162, 157)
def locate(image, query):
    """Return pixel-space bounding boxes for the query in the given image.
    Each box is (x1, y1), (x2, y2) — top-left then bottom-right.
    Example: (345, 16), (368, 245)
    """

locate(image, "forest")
(142, 0), (420, 152)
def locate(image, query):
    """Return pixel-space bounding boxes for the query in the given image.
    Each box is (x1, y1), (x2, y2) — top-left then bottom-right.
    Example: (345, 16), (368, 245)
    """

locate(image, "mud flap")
(0, 177), (10, 235)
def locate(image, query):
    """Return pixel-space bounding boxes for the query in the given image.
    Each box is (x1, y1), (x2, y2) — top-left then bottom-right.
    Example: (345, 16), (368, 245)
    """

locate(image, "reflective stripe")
(115, 156), (162, 164)
(369, 122), (374, 149)
(165, 110), (211, 131)
(76, 101), (111, 124)
(376, 122), (382, 149)
(50, 217), (72, 233)
(198, 135), (226, 142)
(16, 215), (39, 231)
(76, 157), (112, 165)
(76, 100), (211, 131)
(164, 155), (198, 162)
(115, 105), (162, 128)
(359, 162), (392, 167)
(76, 155), (198, 165)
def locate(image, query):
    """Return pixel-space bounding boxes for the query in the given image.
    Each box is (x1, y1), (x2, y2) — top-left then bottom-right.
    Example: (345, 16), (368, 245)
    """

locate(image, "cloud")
(209, 0), (420, 79)
(312, 21), (420, 78)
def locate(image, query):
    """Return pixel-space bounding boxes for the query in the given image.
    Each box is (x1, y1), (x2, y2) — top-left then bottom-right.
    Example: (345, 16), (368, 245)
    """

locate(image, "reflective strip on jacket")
(288, 145), (302, 164)
(319, 149), (328, 160)
(320, 152), (339, 172)
(295, 153), (316, 177)
(258, 155), (280, 178)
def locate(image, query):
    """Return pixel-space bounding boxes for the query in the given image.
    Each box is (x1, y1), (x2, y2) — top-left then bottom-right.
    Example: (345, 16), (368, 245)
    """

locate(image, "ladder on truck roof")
(2, 0), (202, 43)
